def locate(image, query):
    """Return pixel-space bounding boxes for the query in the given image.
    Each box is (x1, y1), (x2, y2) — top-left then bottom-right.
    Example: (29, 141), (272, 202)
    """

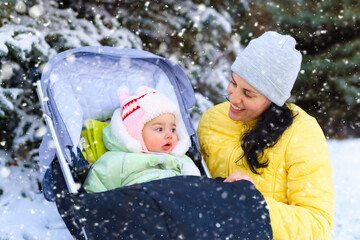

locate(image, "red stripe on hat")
(121, 91), (156, 121)
(122, 105), (140, 121)
(122, 91), (156, 109)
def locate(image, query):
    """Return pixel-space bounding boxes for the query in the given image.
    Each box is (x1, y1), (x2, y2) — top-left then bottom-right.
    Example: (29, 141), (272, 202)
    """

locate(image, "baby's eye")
(171, 128), (176, 133)
(155, 128), (163, 132)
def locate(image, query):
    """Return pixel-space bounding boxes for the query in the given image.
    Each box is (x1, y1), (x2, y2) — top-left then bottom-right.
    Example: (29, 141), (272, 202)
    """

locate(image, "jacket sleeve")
(83, 152), (124, 193)
(83, 167), (109, 193)
(265, 117), (334, 239)
(83, 160), (110, 193)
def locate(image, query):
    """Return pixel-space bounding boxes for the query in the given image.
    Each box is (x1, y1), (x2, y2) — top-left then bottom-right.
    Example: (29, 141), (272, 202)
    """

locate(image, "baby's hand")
(224, 171), (255, 185)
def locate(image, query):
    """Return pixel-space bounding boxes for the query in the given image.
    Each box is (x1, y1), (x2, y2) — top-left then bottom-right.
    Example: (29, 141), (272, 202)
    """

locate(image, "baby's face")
(142, 113), (178, 154)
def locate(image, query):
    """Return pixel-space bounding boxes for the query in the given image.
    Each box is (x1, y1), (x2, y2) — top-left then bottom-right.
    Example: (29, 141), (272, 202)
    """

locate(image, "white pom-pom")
(117, 86), (129, 98)
(136, 85), (154, 95)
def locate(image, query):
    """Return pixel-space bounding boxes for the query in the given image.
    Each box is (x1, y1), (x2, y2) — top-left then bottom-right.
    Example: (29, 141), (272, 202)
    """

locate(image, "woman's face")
(227, 72), (272, 122)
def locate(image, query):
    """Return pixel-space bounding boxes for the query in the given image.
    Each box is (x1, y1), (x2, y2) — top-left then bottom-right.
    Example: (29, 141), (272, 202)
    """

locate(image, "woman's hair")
(237, 103), (296, 174)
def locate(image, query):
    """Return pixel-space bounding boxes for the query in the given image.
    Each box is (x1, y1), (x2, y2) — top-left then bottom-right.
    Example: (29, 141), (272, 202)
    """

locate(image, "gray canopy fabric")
(38, 46), (197, 179)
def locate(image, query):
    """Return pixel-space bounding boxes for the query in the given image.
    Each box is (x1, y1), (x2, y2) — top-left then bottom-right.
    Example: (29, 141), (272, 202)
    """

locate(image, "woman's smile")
(230, 103), (245, 113)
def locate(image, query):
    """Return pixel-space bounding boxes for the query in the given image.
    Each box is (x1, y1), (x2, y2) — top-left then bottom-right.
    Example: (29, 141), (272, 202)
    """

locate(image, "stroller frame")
(36, 46), (210, 191)
(36, 47), (272, 240)
(36, 46), (211, 239)
(36, 80), (79, 194)
(36, 80), (90, 239)
(36, 77), (211, 195)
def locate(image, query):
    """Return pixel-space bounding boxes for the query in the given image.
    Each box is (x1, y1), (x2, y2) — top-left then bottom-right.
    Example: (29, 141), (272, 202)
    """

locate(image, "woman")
(197, 31), (334, 239)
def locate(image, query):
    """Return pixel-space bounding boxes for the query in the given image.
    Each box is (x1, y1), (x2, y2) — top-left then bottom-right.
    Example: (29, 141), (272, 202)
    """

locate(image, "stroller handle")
(36, 80), (79, 194)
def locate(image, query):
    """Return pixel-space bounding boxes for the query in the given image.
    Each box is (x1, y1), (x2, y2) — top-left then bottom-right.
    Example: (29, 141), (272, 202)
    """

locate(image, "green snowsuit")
(83, 125), (198, 193)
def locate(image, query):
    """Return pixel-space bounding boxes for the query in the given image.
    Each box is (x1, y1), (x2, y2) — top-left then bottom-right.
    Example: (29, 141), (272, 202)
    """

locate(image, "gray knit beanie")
(230, 31), (302, 106)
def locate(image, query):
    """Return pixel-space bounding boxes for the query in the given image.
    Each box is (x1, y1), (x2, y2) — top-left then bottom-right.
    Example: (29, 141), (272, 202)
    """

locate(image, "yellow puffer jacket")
(197, 102), (334, 240)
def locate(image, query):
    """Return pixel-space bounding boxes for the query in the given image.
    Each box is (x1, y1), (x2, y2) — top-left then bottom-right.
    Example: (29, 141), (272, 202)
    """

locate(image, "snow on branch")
(0, 86), (23, 117)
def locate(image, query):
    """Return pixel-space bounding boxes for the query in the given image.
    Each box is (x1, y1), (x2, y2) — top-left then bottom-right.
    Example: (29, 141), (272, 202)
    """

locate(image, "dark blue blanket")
(52, 161), (272, 239)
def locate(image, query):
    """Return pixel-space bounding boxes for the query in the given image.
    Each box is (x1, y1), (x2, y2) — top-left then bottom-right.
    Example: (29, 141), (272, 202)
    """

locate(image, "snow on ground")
(328, 138), (360, 240)
(0, 139), (359, 239)
(0, 151), (71, 240)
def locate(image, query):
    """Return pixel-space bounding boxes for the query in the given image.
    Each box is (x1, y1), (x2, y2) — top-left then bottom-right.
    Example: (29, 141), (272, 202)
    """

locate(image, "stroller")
(37, 46), (272, 239)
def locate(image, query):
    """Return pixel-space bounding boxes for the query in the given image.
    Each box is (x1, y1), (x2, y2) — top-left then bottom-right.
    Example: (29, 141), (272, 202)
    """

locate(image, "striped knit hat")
(110, 86), (190, 156)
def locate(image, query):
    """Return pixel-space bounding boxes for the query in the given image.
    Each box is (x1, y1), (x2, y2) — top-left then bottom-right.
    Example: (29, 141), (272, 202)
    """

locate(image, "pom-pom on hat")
(231, 31), (302, 106)
(110, 85), (190, 156)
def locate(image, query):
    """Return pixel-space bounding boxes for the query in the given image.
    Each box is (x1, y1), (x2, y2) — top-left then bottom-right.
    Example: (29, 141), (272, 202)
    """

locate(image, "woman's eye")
(230, 79), (237, 86)
(244, 91), (253, 98)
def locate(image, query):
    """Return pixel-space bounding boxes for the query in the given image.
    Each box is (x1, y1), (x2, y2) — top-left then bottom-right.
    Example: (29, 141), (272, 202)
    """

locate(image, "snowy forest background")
(0, 0), (360, 239)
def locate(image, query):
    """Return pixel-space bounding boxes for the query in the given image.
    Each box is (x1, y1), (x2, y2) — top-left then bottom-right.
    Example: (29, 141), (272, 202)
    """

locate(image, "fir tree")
(217, 0), (360, 138)
(0, 0), (141, 158)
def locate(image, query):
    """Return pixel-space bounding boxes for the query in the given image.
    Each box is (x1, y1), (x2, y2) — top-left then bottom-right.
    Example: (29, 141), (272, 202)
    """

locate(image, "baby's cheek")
(174, 135), (179, 143)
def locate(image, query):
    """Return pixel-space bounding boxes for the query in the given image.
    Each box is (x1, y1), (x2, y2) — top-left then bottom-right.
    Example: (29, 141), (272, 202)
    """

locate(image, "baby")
(84, 86), (201, 193)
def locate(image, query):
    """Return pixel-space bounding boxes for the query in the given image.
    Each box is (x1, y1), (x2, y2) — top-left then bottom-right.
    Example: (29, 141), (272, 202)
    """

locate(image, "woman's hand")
(224, 170), (255, 185)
